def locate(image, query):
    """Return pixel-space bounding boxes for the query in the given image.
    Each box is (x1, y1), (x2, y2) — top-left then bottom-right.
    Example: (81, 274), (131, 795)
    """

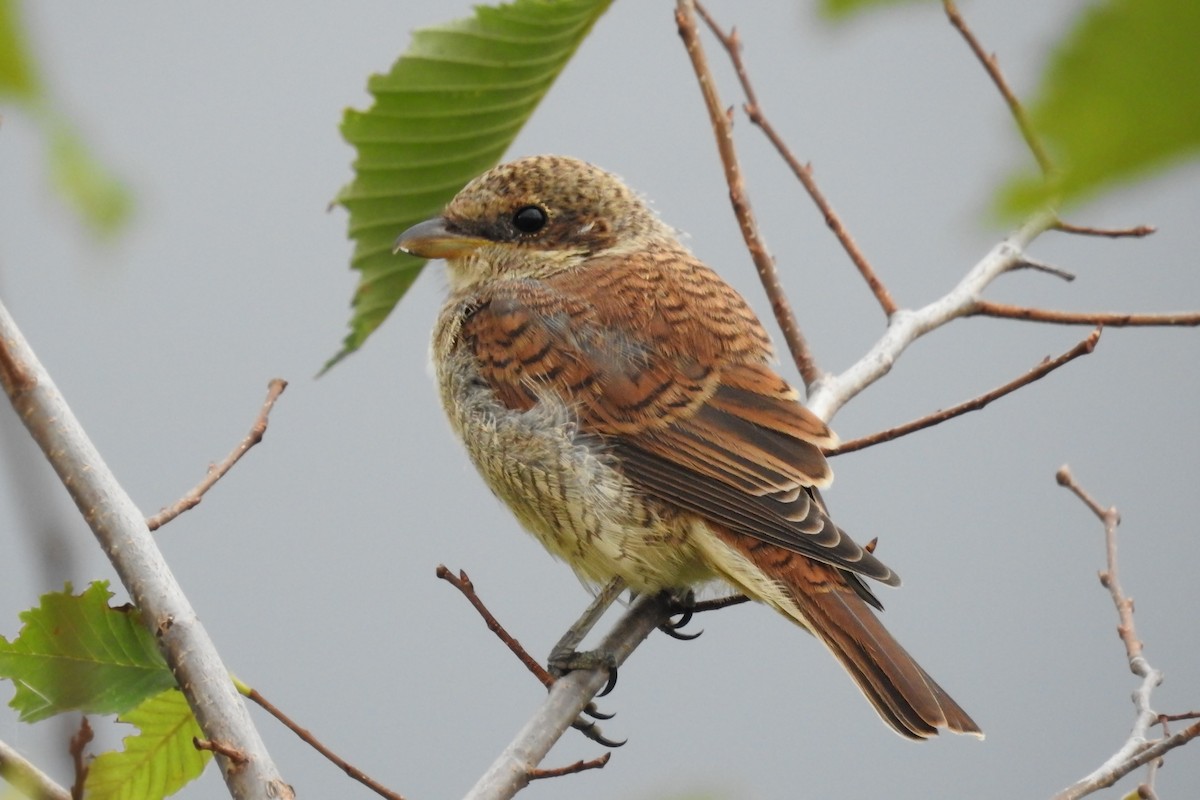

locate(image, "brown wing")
(456, 248), (897, 586)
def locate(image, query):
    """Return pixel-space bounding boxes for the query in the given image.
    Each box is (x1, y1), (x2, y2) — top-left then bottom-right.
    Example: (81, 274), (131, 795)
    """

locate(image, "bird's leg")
(548, 577), (625, 696)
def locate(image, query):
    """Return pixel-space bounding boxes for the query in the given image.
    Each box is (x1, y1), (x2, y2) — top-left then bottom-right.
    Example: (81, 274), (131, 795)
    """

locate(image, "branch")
(436, 566), (554, 689)
(242, 685), (406, 800)
(829, 328), (1100, 455)
(526, 753), (610, 781)
(693, 1), (899, 320)
(973, 302), (1200, 327)
(806, 210), (1057, 422)
(147, 378), (288, 531)
(943, 0), (1054, 176)
(0, 298), (291, 800)
(0, 739), (71, 800)
(1053, 221), (1156, 239)
(463, 593), (671, 800)
(1049, 467), (1200, 799)
(674, 0), (819, 387)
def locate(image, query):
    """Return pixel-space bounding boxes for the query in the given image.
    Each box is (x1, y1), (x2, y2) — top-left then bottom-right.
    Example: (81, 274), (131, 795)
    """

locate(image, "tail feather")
(706, 526), (982, 740)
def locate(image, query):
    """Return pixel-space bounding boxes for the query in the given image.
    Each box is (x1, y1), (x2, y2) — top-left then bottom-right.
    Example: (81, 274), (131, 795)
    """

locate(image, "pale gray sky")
(2, 2), (1198, 799)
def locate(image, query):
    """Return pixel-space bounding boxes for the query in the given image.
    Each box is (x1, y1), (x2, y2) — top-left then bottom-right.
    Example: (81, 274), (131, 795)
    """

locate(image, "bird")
(394, 154), (981, 740)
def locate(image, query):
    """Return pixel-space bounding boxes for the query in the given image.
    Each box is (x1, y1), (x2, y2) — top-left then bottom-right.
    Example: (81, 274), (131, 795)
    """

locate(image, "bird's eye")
(512, 205), (548, 234)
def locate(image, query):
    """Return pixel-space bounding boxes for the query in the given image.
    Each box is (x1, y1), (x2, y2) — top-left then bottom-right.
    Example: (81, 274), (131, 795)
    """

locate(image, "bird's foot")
(548, 646), (620, 697)
(659, 589), (703, 640)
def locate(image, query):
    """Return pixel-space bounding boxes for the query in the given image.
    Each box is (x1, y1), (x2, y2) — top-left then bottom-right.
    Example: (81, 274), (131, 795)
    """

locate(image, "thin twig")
(694, 1), (899, 320)
(147, 378), (288, 531)
(690, 594), (751, 614)
(1015, 256), (1075, 282)
(1049, 467), (1200, 799)
(243, 686), (406, 800)
(526, 753), (611, 781)
(1054, 221), (1156, 239)
(68, 717), (93, 800)
(193, 738), (249, 765)
(975, 302), (1200, 327)
(830, 328), (1100, 455)
(675, 0), (819, 388)
(943, 0), (1054, 176)
(436, 565), (555, 689)
(0, 298), (292, 799)
(0, 738), (71, 800)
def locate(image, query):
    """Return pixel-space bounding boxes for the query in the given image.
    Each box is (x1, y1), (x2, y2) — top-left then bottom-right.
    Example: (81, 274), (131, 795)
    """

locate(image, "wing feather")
(454, 252), (898, 586)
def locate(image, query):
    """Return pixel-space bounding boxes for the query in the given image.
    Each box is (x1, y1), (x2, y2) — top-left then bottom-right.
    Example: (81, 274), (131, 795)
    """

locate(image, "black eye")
(512, 205), (548, 234)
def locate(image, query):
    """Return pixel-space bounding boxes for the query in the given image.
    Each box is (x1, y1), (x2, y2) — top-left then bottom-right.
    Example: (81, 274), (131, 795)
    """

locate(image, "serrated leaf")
(326, 0), (614, 372)
(0, 582), (176, 722)
(84, 689), (212, 800)
(999, 0), (1200, 214)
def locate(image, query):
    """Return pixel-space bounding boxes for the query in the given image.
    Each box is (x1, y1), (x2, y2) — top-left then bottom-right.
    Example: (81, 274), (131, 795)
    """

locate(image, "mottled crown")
(442, 155), (675, 255)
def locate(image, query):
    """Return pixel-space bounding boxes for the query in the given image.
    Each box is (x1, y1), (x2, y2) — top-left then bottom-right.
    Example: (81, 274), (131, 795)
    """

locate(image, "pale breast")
(431, 304), (713, 592)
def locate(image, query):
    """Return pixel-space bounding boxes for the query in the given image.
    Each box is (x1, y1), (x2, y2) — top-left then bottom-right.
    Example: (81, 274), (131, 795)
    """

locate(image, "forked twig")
(694, 0), (899, 320)
(1050, 467), (1200, 799)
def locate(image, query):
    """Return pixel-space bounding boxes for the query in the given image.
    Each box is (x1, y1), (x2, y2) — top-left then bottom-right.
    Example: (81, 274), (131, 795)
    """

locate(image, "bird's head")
(394, 155), (676, 291)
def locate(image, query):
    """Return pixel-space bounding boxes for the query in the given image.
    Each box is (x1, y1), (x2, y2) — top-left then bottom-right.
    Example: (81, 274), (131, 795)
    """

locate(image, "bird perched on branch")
(395, 154), (981, 740)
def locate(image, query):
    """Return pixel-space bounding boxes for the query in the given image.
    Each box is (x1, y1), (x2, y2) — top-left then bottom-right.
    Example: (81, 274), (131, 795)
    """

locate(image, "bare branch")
(68, 717), (93, 800)
(674, 0), (819, 387)
(244, 687), (406, 800)
(147, 378), (288, 531)
(975, 302), (1200, 327)
(806, 210), (1057, 422)
(0, 738), (71, 800)
(943, 0), (1054, 176)
(694, 1), (899, 320)
(527, 753), (611, 781)
(0, 298), (291, 800)
(1049, 467), (1200, 799)
(436, 565), (555, 689)
(1054, 220), (1157, 239)
(830, 328), (1099, 455)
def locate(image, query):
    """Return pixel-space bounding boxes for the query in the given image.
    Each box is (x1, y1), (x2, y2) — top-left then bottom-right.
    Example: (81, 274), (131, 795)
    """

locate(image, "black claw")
(572, 717), (627, 748)
(597, 665), (618, 697)
(660, 623), (703, 641)
(583, 702), (615, 721)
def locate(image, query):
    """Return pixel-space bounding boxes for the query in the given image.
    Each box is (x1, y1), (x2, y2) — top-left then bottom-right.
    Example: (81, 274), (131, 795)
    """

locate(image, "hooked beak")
(393, 217), (490, 260)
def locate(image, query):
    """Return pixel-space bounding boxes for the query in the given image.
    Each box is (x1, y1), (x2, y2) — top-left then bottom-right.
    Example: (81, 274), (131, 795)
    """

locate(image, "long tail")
(703, 527), (983, 740)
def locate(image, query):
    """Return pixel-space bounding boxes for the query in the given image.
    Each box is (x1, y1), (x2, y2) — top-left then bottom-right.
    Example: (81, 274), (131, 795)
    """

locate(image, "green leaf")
(0, 0), (133, 236)
(0, 582), (176, 722)
(84, 689), (212, 800)
(43, 115), (135, 238)
(326, 0), (614, 372)
(999, 0), (1200, 214)
(819, 0), (924, 19)
(0, 0), (39, 100)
